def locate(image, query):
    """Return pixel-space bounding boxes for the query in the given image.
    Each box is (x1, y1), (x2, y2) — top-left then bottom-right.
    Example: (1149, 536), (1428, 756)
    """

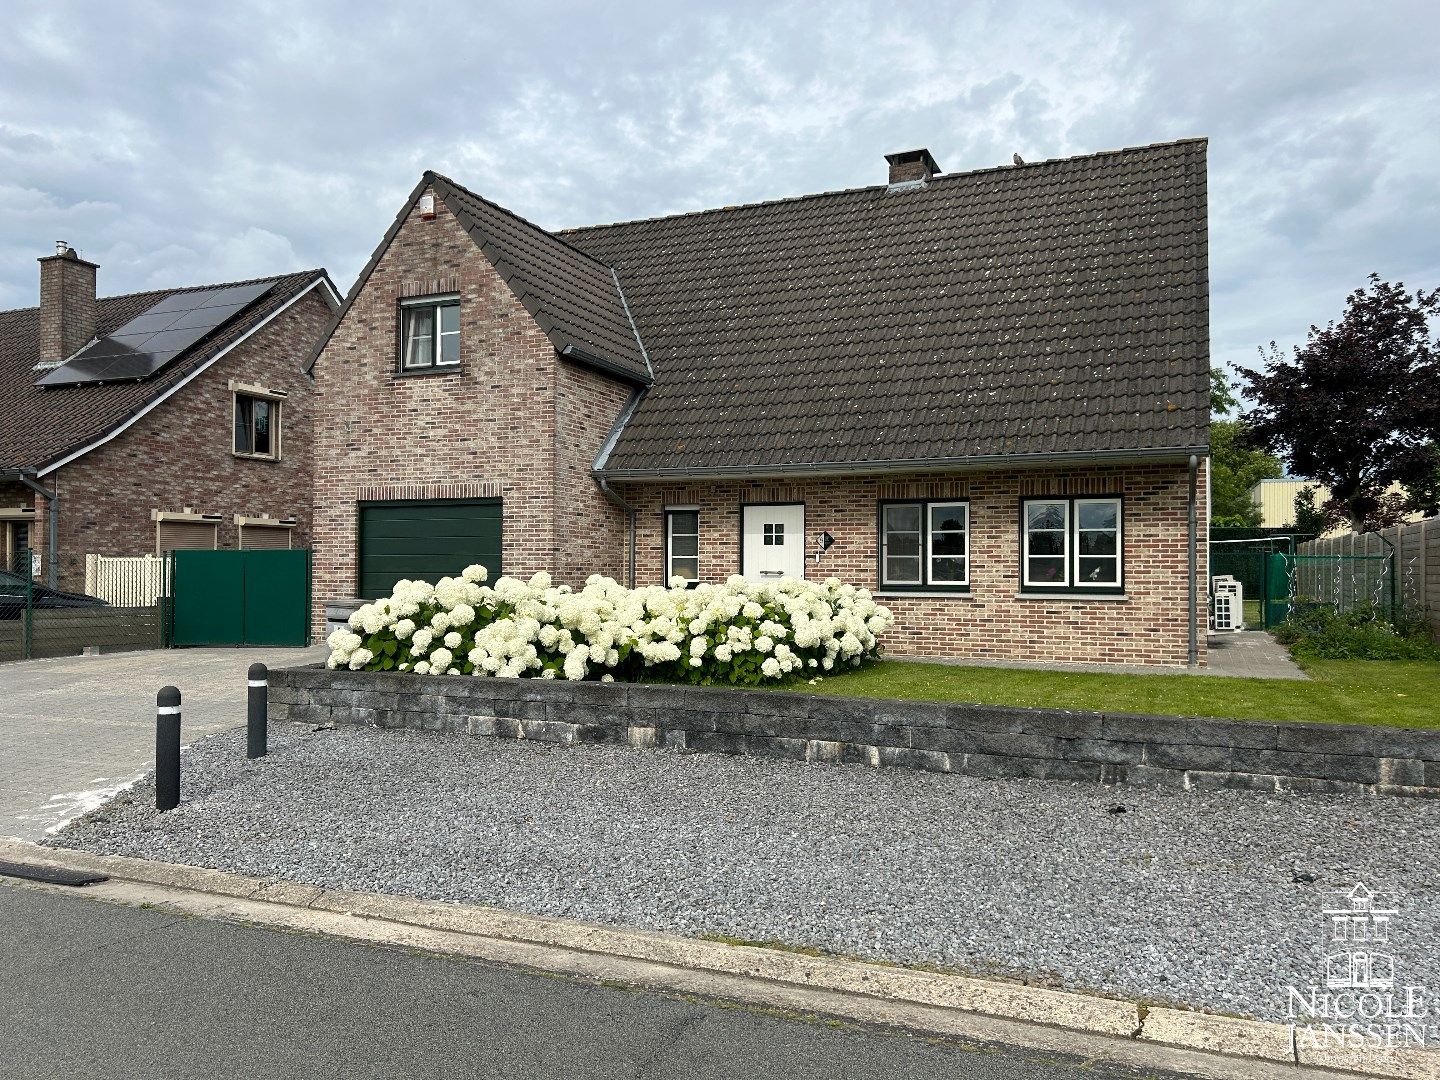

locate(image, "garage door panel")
(358, 499), (501, 602)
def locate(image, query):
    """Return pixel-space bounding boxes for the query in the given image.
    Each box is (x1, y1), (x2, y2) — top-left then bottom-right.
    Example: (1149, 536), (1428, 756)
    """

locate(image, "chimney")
(38, 241), (99, 364)
(885, 148), (941, 186)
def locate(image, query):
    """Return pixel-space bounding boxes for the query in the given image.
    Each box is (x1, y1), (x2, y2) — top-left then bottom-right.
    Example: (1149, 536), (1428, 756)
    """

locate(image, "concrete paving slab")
(0, 646), (326, 840)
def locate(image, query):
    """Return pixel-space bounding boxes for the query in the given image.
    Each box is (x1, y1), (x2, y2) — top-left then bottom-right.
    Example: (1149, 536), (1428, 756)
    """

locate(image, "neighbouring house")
(0, 244), (340, 595)
(308, 140), (1211, 667)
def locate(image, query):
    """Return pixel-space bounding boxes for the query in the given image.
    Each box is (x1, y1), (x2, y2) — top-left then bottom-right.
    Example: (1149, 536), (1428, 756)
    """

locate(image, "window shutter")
(157, 520), (217, 553)
(239, 524), (292, 550)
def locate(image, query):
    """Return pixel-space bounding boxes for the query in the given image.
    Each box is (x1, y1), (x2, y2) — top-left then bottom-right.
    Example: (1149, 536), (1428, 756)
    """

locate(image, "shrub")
(1272, 604), (1440, 661)
(326, 567), (893, 685)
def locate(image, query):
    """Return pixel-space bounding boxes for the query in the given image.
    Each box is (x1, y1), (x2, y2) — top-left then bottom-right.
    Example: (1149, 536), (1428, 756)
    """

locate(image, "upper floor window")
(400, 295), (460, 370)
(1021, 497), (1123, 593)
(878, 500), (969, 591)
(233, 392), (280, 460)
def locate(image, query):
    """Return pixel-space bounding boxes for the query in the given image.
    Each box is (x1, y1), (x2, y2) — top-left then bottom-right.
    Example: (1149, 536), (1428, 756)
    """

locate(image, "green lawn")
(807, 658), (1440, 729)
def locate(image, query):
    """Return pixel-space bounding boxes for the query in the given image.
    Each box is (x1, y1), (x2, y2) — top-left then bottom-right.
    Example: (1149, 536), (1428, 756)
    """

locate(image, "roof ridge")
(0, 268), (326, 318)
(559, 137), (1208, 237)
(425, 171), (619, 274)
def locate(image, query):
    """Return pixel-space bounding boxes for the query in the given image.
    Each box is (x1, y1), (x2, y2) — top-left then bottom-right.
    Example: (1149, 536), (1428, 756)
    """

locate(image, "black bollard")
(156, 685), (181, 811)
(247, 662), (268, 759)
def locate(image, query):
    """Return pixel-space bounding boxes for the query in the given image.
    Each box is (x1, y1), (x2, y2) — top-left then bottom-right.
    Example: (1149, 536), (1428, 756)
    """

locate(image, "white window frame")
(880, 499), (970, 590)
(665, 506), (700, 586)
(400, 294), (461, 370)
(1022, 499), (1069, 588)
(1074, 497), (1123, 589)
(1021, 497), (1124, 592)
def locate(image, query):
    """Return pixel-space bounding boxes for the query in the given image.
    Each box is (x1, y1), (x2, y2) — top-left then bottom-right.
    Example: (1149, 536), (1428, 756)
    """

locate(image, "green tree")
(1208, 367), (1282, 526)
(1211, 419), (1282, 526)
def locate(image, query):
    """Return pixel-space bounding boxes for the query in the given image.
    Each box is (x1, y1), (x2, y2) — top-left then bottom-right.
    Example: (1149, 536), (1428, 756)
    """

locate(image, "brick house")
(308, 140), (1211, 667)
(0, 244), (340, 592)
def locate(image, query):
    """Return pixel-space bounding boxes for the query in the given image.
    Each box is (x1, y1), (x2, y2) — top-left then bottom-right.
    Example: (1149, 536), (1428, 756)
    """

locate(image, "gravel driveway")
(49, 722), (1440, 1023)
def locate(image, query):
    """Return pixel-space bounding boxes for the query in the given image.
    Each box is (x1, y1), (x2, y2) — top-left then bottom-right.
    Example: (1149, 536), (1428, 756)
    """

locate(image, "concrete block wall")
(269, 667), (1440, 798)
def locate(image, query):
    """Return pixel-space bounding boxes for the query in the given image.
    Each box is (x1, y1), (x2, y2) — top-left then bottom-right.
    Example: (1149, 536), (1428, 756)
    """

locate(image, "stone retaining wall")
(268, 667), (1440, 798)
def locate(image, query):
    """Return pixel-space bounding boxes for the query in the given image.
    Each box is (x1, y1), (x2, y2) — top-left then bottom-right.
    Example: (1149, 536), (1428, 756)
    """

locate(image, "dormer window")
(400, 295), (460, 371)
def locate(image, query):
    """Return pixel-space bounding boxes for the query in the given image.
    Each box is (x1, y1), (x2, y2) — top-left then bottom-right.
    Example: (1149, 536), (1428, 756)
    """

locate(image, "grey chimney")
(885, 148), (941, 185)
(38, 242), (99, 364)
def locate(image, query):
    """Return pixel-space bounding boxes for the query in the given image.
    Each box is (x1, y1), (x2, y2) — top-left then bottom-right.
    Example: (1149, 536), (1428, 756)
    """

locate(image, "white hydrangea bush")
(326, 566), (892, 685)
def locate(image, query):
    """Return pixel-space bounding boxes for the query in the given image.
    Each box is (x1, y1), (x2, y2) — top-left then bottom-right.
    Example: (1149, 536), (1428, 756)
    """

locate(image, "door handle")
(759, 570), (783, 577)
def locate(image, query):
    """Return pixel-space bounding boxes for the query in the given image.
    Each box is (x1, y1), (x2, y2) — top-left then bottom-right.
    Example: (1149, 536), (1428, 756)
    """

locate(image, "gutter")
(2, 467), (58, 590)
(559, 344), (653, 388)
(596, 445), (1212, 482)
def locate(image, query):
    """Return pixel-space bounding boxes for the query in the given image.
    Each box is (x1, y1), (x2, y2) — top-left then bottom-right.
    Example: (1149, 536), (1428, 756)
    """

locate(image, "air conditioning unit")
(1211, 575), (1244, 632)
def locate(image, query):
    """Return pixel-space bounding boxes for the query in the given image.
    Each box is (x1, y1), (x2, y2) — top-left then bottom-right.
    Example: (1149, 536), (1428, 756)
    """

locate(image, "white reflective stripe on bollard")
(247, 680), (268, 688)
(156, 706), (181, 715)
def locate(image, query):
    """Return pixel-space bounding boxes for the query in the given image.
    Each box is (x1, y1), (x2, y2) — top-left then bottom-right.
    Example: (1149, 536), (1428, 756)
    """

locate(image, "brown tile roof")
(1, 270), (333, 472)
(562, 139), (1211, 476)
(430, 173), (651, 384)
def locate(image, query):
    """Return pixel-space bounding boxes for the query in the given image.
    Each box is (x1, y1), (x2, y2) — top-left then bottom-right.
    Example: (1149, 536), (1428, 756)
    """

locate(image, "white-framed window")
(1021, 496), (1123, 592)
(879, 500), (969, 590)
(665, 507), (699, 586)
(233, 393), (280, 459)
(400, 295), (460, 370)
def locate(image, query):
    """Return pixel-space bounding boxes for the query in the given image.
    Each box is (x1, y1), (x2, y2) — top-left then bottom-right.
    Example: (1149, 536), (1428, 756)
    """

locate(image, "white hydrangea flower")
(462, 564), (488, 583)
(444, 631), (462, 649)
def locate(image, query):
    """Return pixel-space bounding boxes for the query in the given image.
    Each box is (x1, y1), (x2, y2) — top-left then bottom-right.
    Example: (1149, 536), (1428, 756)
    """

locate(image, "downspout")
(16, 470), (58, 590)
(1188, 454), (1199, 666)
(597, 478), (637, 589)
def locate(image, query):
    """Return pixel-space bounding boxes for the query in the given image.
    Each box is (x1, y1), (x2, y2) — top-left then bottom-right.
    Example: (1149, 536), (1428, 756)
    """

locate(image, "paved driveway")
(0, 646), (325, 840)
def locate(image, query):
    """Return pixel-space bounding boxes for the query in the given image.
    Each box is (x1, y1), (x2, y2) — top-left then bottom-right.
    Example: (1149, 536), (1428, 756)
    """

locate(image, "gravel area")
(49, 722), (1440, 1023)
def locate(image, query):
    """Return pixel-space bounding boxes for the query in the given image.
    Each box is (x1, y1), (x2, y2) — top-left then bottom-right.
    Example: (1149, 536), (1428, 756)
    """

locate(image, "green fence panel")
(1266, 552), (1291, 629)
(171, 550), (245, 646)
(242, 549), (311, 646)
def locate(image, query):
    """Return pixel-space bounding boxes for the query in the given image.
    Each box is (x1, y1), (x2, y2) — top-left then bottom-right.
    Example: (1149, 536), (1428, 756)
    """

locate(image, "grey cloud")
(0, 0), (1435, 395)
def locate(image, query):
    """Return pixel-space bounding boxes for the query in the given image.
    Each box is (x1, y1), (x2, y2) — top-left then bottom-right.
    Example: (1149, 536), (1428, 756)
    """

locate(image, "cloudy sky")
(2, 1), (1436, 381)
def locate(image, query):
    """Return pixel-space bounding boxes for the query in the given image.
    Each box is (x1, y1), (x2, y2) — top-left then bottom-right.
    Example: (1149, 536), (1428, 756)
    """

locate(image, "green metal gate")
(170, 549), (312, 647)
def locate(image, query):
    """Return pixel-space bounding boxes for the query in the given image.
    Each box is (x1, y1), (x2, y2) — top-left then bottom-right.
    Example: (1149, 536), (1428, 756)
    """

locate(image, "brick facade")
(10, 288), (331, 590)
(308, 184), (1208, 669)
(615, 463), (1209, 667)
(309, 187), (632, 633)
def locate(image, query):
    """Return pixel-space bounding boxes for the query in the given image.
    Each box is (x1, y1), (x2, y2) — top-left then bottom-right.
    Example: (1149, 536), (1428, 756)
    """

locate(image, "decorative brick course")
(269, 666), (1440, 799)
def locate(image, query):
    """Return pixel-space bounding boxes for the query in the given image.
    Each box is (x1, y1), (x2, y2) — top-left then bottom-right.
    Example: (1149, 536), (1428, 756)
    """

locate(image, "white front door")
(742, 504), (806, 583)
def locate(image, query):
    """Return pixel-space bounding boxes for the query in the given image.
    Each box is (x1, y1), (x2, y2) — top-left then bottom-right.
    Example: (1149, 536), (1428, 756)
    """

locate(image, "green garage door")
(358, 499), (502, 601)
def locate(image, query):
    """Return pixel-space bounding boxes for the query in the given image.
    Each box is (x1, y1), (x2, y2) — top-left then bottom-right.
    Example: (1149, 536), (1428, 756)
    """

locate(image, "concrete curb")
(1, 839), (1433, 1079)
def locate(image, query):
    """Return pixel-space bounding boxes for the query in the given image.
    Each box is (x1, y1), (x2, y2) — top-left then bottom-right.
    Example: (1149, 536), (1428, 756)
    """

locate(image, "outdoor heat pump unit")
(1211, 575), (1244, 632)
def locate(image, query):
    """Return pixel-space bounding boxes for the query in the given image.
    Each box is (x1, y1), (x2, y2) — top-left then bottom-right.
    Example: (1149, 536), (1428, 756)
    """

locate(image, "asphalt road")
(0, 883), (1198, 1080)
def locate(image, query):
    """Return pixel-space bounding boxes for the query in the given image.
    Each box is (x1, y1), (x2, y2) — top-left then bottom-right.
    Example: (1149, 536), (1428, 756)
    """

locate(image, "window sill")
(232, 452), (281, 463)
(393, 366), (463, 379)
(875, 591), (973, 600)
(1015, 592), (1129, 602)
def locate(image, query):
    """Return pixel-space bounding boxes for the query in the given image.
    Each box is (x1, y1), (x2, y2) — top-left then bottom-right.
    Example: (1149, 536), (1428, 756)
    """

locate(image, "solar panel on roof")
(35, 280), (276, 388)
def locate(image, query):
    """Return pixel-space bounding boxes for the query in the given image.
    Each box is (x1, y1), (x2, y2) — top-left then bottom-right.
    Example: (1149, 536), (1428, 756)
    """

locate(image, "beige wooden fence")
(84, 553), (169, 606)
(1298, 517), (1440, 642)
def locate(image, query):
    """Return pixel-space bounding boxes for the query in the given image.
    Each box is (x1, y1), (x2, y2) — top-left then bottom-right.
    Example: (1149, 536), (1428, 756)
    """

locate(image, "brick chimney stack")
(885, 148), (941, 185)
(38, 241), (99, 363)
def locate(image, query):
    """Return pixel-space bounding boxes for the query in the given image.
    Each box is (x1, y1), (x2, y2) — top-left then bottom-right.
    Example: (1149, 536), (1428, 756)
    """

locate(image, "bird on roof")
(1013, 153), (1025, 166)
